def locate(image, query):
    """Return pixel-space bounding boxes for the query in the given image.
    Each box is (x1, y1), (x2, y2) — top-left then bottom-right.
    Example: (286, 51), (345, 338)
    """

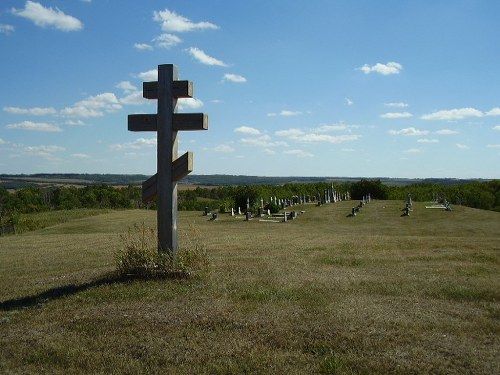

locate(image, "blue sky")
(0, 0), (499, 178)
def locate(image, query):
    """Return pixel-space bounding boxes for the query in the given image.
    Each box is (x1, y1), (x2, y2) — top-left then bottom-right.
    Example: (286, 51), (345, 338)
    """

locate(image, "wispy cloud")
(456, 143), (470, 149)
(234, 126), (261, 135)
(267, 110), (303, 117)
(283, 149), (314, 158)
(345, 97), (353, 105)
(240, 135), (287, 148)
(213, 144), (235, 153)
(223, 74), (247, 83)
(153, 9), (218, 32)
(360, 61), (402, 75)
(384, 102), (408, 108)
(110, 138), (157, 151)
(417, 138), (439, 143)
(405, 148), (422, 153)
(493, 125), (500, 131)
(186, 47), (227, 66)
(6, 121), (62, 132)
(421, 107), (483, 121)
(134, 43), (153, 51)
(153, 33), (182, 48)
(4, 106), (57, 116)
(388, 127), (429, 136)
(435, 129), (459, 135)
(22, 145), (65, 158)
(0, 24), (15, 35)
(486, 144), (500, 148)
(380, 112), (412, 119)
(12, 1), (83, 31)
(0, 138), (7, 145)
(275, 128), (360, 144)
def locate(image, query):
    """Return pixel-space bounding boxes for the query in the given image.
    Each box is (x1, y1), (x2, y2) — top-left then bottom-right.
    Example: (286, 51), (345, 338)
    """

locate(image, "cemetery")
(0, 64), (499, 374)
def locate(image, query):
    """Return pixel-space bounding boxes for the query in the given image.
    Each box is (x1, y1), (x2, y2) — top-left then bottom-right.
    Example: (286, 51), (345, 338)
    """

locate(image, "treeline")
(0, 180), (499, 221)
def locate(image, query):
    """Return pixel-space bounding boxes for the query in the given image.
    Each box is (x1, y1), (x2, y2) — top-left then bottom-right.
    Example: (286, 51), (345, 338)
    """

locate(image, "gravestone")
(128, 64), (208, 254)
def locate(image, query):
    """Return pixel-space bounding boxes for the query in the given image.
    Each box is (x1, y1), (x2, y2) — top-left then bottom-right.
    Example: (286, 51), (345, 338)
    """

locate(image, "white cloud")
(60, 93), (121, 117)
(134, 43), (153, 51)
(435, 129), (459, 135)
(283, 149), (314, 158)
(360, 61), (402, 75)
(110, 138), (157, 151)
(275, 128), (360, 144)
(4, 106), (57, 116)
(421, 107), (483, 121)
(380, 112), (412, 119)
(493, 125), (500, 131)
(0, 24), (15, 35)
(6, 121), (62, 132)
(341, 148), (355, 152)
(71, 153), (90, 159)
(389, 127), (429, 136)
(313, 124), (353, 133)
(177, 98), (204, 110)
(137, 69), (158, 81)
(417, 138), (439, 143)
(267, 110), (302, 117)
(0, 138), (7, 145)
(186, 47), (227, 66)
(405, 148), (421, 153)
(223, 74), (247, 83)
(456, 143), (470, 149)
(12, 1), (83, 31)
(213, 144), (235, 153)
(486, 144), (500, 148)
(385, 102), (408, 108)
(486, 107), (500, 116)
(153, 9), (218, 32)
(22, 145), (65, 157)
(116, 81), (137, 93)
(64, 120), (84, 126)
(345, 98), (353, 105)
(234, 126), (261, 135)
(240, 135), (287, 148)
(153, 33), (182, 48)
(263, 149), (277, 155)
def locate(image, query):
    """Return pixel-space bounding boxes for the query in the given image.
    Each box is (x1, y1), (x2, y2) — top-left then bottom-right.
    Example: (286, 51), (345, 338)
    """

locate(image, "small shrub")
(116, 222), (208, 278)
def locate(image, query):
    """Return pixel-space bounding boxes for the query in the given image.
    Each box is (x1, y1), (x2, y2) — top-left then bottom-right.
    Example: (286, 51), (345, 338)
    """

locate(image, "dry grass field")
(0, 200), (499, 374)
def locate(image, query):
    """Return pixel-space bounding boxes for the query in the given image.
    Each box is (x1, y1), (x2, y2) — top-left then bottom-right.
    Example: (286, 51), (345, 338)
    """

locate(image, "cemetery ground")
(0, 200), (498, 374)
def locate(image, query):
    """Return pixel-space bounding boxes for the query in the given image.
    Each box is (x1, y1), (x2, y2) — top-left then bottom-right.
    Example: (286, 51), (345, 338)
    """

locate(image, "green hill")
(1, 201), (498, 374)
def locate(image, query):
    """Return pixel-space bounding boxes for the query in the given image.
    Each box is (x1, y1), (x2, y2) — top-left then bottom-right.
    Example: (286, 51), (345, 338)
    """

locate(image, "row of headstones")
(351, 194), (372, 216)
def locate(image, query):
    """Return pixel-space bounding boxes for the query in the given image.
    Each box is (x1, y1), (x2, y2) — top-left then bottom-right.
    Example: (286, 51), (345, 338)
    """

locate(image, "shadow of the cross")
(0, 272), (132, 312)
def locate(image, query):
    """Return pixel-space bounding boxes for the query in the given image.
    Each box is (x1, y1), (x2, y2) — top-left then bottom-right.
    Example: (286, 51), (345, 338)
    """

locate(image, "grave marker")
(128, 64), (208, 254)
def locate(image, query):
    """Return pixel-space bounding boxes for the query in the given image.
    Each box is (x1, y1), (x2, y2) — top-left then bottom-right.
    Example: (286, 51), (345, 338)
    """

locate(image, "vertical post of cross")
(128, 63), (208, 255)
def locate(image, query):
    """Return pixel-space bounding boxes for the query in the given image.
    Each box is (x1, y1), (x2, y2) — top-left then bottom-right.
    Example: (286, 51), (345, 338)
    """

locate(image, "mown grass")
(0, 200), (499, 374)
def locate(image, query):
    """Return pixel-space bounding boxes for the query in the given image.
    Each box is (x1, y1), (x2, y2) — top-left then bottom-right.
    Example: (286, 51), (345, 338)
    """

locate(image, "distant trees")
(0, 180), (498, 219)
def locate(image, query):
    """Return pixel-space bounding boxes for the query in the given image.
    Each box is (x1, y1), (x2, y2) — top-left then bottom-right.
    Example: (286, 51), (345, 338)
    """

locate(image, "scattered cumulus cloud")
(6, 121), (62, 132)
(71, 153), (90, 159)
(22, 145), (65, 157)
(4, 106), (57, 116)
(186, 47), (227, 66)
(388, 127), (429, 136)
(360, 61), (402, 75)
(456, 143), (470, 149)
(234, 126), (261, 135)
(137, 69), (158, 81)
(116, 81), (138, 93)
(405, 148), (421, 153)
(0, 24), (15, 35)
(239, 135), (287, 148)
(417, 138), (439, 143)
(493, 125), (500, 131)
(153, 9), (218, 32)
(12, 1), (83, 31)
(380, 112), (412, 119)
(223, 74), (247, 83)
(60, 93), (121, 117)
(486, 107), (500, 116)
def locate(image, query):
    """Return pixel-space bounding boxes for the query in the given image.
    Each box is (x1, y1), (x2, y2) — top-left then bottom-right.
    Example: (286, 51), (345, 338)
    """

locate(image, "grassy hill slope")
(1, 201), (499, 374)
